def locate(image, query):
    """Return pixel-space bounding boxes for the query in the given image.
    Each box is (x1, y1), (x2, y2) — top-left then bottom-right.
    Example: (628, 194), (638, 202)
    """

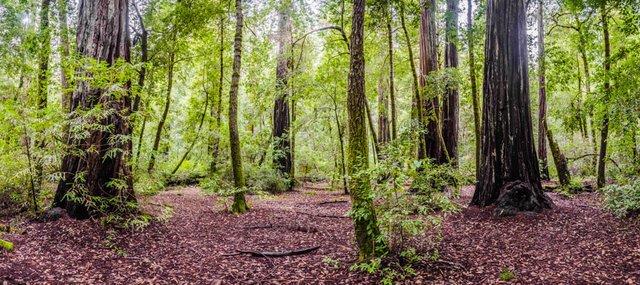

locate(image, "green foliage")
(602, 180), (640, 218)
(246, 166), (291, 194)
(499, 267), (516, 281)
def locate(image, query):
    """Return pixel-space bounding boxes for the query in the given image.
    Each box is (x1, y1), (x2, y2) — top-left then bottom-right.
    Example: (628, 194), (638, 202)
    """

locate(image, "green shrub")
(602, 180), (640, 218)
(246, 166), (290, 194)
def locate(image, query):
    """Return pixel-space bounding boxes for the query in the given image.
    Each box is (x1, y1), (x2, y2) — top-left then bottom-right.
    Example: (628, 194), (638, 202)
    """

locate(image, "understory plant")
(602, 180), (640, 218)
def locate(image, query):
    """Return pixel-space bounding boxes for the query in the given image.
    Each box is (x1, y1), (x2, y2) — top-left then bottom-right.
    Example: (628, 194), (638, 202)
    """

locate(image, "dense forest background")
(1, 0), (640, 282)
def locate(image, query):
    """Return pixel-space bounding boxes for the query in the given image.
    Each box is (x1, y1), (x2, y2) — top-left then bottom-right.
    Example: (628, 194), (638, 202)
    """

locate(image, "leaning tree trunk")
(597, 4), (611, 189)
(418, 0), (441, 162)
(468, 0), (481, 179)
(53, 0), (135, 219)
(443, 0), (459, 165)
(537, 0), (550, 180)
(543, 119), (571, 186)
(399, 2), (425, 158)
(230, 0), (248, 214)
(273, 0), (293, 181)
(470, 0), (552, 214)
(347, 0), (384, 260)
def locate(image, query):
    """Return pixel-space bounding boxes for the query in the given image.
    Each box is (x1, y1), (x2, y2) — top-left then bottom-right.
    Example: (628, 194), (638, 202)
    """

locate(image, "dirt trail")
(1, 183), (639, 284)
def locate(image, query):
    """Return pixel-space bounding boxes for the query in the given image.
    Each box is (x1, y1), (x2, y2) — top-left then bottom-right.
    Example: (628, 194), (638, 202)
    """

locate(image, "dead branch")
(231, 246), (321, 258)
(318, 200), (348, 205)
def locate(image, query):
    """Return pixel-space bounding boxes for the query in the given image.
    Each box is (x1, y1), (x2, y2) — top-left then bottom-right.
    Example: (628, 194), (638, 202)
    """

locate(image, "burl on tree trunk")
(471, 0), (552, 215)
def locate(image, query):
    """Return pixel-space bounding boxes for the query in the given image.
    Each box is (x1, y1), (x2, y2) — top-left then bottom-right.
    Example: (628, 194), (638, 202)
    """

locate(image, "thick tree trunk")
(387, 5), (397, 141)
(543, 119), (571, 186)
(468, 0), (481, 179)
(443, 0), (459, 165)
(273, 0), (293, 181)
(418, 0), (441, 162)
(347, 0), (384, 259)
(147, 46), (175, 174)
(597, 5), (610, 189)
(230, 0), (248, 214)
(53, 0), (135, 219)
(58, 0), (71, 111)
(470, 0), (552, 213)
(399, 2), (425, 157)
(537, 0), (550, 180)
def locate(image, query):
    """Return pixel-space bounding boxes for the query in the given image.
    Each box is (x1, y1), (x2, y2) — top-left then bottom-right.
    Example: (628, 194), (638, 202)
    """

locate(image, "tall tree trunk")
(290, 98), (296, 184)
(544, 119), (571, 186)
(443, 0), (459, 165)
(332, 94), (348, 194)
(377, 75), (390, 147)
(132, 3), (148, 114)
(147, 45), (175, 174)
(365, 96), (380, 162)
(597, 4), (610, 189)
(53, 0), (135, 219)
(347, 0), (384, 259)
(537, 0), (550, 180)
(468, 0), (481, 179)
(58, 0), (71, 111)
(387, 5), (397, 141)
(210, 17), (225, 175)
(419, 0), (441, 162)
(230, 0), (248, 214)
(471, 0), (552, 212)
(399, 2), (425, 158)
(37, 0), (51, 109)
(273, 0), (293, 182)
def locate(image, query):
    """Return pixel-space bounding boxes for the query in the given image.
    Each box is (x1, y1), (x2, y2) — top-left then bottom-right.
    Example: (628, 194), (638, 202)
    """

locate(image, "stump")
(494, 181), (553, 217)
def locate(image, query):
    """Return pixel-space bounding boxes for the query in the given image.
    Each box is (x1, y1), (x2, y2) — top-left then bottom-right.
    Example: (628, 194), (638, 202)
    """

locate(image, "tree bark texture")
(273, 0), (293, 179)
(418, 0), (441, 162)
(347, 0), (384, 259)
(597, 4), (610, 189)
(53, 0), (135, 219)
(471, 0), (552, 211)
(537, 0), (550, 180)
(443, 0), (459, 165)
(230, 0), (248, 213)
(543, 119), (571, 186)
(468, 0), (481, 179)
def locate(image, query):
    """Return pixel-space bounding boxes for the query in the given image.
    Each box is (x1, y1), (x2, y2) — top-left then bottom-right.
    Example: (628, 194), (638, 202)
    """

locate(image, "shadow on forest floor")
(1, 183), (639, 284)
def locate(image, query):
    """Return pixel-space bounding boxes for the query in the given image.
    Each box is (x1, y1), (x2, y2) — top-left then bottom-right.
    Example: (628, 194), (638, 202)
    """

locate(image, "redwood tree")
(53, 0), (135, 219)
(347, 0), (384, 259)
(273, 0), (293, 181)
(418, 0), (441, 162)
(471, 0), (552, 213)
(442, 0), (459, 165)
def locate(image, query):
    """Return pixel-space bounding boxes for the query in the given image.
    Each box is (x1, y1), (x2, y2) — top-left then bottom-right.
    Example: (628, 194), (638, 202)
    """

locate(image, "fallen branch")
(294, 211), (350, 219)
(244, 224), (318, 233)
(318, 200), (348, 205)
(434, 259), (466, 270)
(229, 246), (321, 258)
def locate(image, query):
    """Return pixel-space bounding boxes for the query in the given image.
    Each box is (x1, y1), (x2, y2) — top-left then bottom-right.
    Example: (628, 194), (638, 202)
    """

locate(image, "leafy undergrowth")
(1, 184), (639, 284)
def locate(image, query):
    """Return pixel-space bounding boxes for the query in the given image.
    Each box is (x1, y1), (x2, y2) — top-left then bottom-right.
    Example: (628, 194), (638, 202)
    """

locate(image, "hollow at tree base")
(493, 181), (554, 217)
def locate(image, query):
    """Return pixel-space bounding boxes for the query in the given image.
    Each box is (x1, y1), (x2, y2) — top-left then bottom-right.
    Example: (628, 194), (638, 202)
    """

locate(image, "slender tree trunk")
(579, 35), (598, 172)
(537, 0), (550, 180)
(597, 4), (610, 189)
(273, 0), (293, 182)
(399, 2), (425, 158)
(54, 0), (135, 219)
(37, 0), (51, 109)
(230, 0), (248, 213)
(147, 46), (175, 174)
(132, 3), (147, 114)
(210, 18), (225, 175)
(471, 0), (552, 212)
(172, 90), (209, 175)
(377, 75), (390, 147)
(290, 98), (296, 184)
(419, 0), (441, 162)
(544, 119), (571, 186)
(387, 5), (397, 141)
(347, 0), (384, 259)
(332, 94), (348, 194)
(443, 0), (459, 165)
(365, 96), (380, 161)
(468, 0), (481, 179)
(58, 0), (71, 111)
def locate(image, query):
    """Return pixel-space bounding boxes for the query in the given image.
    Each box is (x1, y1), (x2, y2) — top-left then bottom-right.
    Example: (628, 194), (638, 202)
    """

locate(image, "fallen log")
(0, 238), (14, 251)
(225, 246), (321, 258)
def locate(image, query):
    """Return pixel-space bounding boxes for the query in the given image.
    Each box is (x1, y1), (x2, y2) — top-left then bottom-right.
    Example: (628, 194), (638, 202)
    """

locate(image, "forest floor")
(1, 183), (640, 284)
